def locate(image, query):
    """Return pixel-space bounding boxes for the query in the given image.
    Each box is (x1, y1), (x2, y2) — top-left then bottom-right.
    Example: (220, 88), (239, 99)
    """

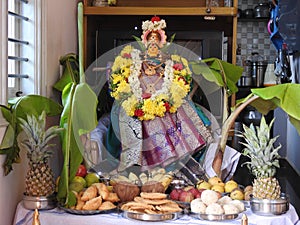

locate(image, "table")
(14, 202), (299, 225)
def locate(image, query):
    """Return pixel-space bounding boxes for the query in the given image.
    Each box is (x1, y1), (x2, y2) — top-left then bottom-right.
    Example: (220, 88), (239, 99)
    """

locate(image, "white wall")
(0, 1), (78, 224)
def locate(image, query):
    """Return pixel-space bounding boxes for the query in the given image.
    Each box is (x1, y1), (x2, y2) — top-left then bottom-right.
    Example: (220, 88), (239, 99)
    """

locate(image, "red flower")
(173, 63), (183, 71)
(178, 76), (187, 84)
(164, 102), (171, 112)
(134, 109), (144, 117)
(151, 16), (161, 22)
(122, 53), (131, 58)
(142, 92), (152, 99)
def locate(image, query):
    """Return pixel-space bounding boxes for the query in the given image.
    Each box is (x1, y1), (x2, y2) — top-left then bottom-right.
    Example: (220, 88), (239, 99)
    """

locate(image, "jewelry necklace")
(144, 61), (163, 76)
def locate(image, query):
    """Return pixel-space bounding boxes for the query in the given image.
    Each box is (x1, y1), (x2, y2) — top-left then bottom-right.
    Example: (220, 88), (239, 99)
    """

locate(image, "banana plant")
(190, 58), (300, 176)
(56, 2), (98, 207)
(0, 95), (63, 175)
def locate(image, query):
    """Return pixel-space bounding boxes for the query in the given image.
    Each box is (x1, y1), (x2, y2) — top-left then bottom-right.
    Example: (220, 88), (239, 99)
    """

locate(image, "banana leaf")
(220, 83), (300, 156)
(190, 57), (244, 96)
(53, 53), (80, 92)
(0, 95), (63, 175)
(250, 83), (300, 135)
(56, 2), (98, 206)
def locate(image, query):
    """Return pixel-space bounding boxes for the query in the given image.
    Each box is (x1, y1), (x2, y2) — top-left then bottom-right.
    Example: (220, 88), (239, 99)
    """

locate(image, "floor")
(233, 157), (300, 216)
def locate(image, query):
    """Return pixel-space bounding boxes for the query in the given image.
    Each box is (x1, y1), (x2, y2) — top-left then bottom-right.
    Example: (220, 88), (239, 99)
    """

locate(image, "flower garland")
(110, 45), (192, 121)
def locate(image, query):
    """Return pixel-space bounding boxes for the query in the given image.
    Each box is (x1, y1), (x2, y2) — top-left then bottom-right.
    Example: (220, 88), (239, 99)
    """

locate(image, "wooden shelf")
(84, 6), (238, 16)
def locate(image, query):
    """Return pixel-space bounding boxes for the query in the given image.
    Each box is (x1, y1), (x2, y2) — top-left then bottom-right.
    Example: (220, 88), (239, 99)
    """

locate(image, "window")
(8, 0), (29, 98)
(2, 0), (41, 101)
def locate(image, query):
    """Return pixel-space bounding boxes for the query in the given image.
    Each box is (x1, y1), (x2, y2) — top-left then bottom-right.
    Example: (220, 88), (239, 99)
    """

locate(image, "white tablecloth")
(14, 202), (299, 225)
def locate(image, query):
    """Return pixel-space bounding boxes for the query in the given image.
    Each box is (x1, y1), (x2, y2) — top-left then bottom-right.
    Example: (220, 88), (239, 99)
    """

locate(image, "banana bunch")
(111, 167), (174, 191)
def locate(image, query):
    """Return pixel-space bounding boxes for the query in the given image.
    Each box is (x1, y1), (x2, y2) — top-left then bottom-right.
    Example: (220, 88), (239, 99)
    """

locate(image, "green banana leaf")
(221, 83), (300, 154)
(0, 95), (63, 175)
(53, 53), (80, 92)
(190, 57), (244, 96)
(250, 83), (300, 135)
(56, 2), (98, 207)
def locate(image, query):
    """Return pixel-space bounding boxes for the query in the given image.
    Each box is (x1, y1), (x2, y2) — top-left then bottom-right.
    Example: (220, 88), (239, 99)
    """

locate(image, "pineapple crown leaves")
(236, 117), (282, 178)
(18, 111), (64, 162)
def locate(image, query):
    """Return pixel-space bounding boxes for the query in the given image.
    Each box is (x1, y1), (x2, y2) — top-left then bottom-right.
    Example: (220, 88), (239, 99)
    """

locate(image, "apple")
(170, 189), (182, 201)
(76, 164), (87, 177)
(188, 187), (201, 198)
(179, 191), (194, 203)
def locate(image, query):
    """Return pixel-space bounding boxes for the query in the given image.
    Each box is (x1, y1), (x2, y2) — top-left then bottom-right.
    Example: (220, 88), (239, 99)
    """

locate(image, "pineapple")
(238, 116), (281, 200)
(18, 111), (63, 196)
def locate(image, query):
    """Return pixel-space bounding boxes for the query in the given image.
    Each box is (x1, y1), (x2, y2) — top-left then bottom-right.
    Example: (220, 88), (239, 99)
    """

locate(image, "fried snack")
(105, 192), (120, 203)
(74, 191), (85, 210)
(93, 183), (109, 200)
(140, 192), (167, 200)
(81, 185), (98, 201)
(134, 196), (172, 205)
(99, 201), (117, 211)
(121, 201), (155, 211)
(155, 203), (182, 213)
(82, 196), (102, 210)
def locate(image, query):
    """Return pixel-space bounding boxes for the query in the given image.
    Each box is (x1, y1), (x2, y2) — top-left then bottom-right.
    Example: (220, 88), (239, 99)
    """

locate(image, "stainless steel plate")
(192, 213), (239, 221)
(122, 210), (181, 221)
(59, 206), (117, 215)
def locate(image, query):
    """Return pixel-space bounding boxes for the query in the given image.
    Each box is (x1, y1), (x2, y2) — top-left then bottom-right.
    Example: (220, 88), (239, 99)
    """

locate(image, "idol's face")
(147, 32), (161, 44)
(147, 42), (159, 55)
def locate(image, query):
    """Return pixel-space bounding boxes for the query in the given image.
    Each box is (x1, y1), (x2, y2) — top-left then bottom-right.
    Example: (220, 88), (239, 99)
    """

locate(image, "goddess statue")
(107, 16), (213, 172)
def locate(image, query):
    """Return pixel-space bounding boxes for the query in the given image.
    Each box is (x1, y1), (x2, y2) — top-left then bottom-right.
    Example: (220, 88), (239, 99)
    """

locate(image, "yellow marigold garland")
(109, 45), (192, 120)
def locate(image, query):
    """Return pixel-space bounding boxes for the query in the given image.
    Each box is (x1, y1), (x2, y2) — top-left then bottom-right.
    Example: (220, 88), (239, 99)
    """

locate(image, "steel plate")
(59, 205), (117, 215)
(122, 210), (181, 221)
(191, 212), (239, 221)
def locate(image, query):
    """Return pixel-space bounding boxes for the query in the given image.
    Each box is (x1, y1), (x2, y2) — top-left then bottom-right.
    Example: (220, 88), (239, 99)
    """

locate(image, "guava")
(85, 173), (99, 187)
(69, 182), (84, 193)
(72, 175), (87, 188)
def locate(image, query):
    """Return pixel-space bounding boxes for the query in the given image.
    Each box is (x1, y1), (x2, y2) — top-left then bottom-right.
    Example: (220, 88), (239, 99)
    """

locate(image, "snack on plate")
(140, 192), (167, 200)
(190, 198), (207, 214)
(190, 189), (245, 216)
(201, 190), (220, 206)
(229, 199), (245, 212)
(71, 182), (119, 211)
(223, 203), (240, 214)
(121, 192), (181, 214)
(82, 196), (102, 210)
(81, 185), (98, 201)
(205, 203), (224, 215)
(99, 201), (117, 210)
(217, 196), (232, 205)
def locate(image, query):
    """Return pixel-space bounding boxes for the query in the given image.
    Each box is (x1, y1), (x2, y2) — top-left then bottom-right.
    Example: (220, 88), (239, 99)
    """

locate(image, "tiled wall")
(236, 0), (277, 68)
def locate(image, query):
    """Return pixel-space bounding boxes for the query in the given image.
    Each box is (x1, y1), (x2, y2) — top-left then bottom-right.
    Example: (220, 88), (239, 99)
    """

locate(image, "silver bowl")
(22, 194), (57, 210)
(250, 193), (289, 216)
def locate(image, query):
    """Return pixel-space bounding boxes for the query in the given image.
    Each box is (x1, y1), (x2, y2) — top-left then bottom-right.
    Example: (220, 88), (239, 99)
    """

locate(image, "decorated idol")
(109, 16), (213, 171)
